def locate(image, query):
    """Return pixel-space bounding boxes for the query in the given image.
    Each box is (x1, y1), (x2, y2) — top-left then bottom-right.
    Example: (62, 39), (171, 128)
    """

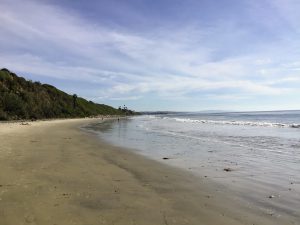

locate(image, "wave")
(161, 117), (300, 129)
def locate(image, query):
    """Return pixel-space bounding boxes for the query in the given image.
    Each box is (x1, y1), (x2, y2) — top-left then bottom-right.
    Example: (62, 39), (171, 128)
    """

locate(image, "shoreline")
(0, 118), (294, 224)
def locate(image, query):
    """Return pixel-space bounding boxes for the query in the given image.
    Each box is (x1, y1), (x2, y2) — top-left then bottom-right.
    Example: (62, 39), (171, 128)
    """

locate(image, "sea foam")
(166, 117), (300, 128)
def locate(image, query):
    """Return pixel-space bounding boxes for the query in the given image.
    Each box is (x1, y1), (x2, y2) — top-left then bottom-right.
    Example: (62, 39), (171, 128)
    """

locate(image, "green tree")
(73, 94), (77, 109)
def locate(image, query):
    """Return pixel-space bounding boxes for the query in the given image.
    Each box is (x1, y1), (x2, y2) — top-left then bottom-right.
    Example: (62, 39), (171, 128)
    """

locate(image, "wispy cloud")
(0, 0), (300, 110)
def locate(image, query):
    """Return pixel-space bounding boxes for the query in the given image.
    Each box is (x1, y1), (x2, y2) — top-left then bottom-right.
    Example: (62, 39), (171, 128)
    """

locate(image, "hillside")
(0, 68), (132, 120)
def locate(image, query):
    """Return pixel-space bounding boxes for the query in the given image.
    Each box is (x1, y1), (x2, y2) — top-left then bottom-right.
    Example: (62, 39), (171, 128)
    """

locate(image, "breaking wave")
(163, 117), (300, 128)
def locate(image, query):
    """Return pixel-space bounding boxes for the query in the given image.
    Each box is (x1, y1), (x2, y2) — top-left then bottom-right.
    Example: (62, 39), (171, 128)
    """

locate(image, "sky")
(1, 0), (300, 111)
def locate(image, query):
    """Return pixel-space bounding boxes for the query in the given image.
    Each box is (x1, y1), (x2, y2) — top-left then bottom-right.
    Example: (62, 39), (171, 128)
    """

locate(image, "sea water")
(85, 110), (300, 219)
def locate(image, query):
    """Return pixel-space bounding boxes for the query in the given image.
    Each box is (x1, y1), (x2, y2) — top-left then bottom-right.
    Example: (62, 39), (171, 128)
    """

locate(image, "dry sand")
(0, 119), (295, 225)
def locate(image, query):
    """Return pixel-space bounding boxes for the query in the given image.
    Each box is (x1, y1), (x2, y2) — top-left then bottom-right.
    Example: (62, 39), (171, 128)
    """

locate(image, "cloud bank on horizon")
(0, 0), (300, 111)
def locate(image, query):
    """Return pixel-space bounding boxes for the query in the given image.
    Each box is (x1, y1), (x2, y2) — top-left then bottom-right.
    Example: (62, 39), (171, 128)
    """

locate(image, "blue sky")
(1, 0), (300, 111)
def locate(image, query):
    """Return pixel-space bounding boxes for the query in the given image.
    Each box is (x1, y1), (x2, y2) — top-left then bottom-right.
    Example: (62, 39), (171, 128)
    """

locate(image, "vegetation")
(0, 68), (137, 120)
(118, 105), (136, 115)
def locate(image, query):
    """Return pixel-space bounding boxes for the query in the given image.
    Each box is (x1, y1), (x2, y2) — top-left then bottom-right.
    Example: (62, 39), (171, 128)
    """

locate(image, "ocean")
(85, 110), (300, 220)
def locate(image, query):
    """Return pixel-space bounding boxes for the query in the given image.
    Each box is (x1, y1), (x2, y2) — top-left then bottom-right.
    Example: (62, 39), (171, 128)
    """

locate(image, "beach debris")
(267, 210), (275, 216)
(223, 168), (233, 172)
(268, 195), (275, 199)
(62, 193), (71, 198)
(20, 122), (30, 125)
(162, 157), (170, 160)
(63, 137), (72, 140)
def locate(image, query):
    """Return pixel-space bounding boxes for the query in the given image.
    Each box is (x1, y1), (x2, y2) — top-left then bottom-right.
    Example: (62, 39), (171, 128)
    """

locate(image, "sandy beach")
(0, 119), (296, 225)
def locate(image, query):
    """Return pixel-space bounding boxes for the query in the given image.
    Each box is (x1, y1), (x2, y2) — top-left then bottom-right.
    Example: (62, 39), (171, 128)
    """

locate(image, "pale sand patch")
(0, 119), (290, 225)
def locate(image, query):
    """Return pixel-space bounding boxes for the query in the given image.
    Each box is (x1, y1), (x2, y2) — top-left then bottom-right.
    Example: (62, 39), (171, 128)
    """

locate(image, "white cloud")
(0, 0), (300, 110)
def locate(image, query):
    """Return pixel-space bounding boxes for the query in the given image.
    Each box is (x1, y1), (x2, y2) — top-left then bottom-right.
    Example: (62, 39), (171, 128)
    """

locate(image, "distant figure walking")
(118, 118), (120, 122)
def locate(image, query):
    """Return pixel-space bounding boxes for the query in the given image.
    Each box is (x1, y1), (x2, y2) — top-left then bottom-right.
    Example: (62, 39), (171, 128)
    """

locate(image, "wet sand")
(0, 119), (296, 225)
